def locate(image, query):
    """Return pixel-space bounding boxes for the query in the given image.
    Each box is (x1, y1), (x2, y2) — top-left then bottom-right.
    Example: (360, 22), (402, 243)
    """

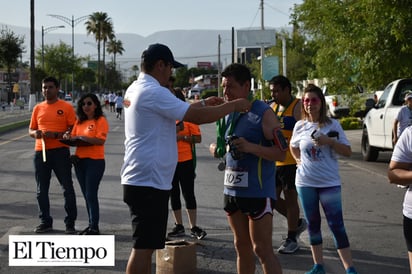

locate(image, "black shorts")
(123, 185), (170, 249)
(404, 215), (412, 252)
(224, 194), (275, 220)
(276, 165), (297, 191)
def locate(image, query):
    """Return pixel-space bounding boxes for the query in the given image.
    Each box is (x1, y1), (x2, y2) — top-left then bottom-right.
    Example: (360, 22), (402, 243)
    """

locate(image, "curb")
(0, 120), (30, 134)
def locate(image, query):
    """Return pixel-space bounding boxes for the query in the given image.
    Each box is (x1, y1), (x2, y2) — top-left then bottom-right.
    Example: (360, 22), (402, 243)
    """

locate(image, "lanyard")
(215, 98), (254, 158)
(216, 113), (241, 158)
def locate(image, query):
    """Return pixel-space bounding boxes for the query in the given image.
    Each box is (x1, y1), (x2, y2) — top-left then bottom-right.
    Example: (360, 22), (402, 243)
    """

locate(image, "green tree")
(85, 12), (114, 92)
(107, 38), (124, 68)
(76, 67), (96, 94)
(105, 63), (122, 91)
(130, 64), (139, 81)
(35, 41), (82, 88)
(0, 27), (25, 103)
(293, 0), (412, 91)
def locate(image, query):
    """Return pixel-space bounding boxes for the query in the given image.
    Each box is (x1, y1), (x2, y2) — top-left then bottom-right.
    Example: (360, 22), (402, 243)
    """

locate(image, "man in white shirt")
(121, 43), (251, 274)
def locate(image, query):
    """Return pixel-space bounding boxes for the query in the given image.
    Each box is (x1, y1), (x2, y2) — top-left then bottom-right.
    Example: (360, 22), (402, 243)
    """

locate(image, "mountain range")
(1, 23), (288, 70)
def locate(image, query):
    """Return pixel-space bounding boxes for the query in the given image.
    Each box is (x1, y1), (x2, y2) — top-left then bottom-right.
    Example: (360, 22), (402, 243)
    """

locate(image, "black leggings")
(170, 160), (196, 210)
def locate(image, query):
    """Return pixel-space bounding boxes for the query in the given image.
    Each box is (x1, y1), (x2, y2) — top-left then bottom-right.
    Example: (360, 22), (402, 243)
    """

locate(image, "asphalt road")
(0, 110), (409, 274)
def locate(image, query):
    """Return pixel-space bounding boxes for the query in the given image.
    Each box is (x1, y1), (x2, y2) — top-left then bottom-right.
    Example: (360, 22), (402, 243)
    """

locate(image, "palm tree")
(107, 38), (124, 68)
(85, 12), (114, 92)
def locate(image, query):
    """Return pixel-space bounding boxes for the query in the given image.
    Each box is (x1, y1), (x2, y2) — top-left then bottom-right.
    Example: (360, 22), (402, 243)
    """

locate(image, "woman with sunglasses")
(289, 84), (358, 274)
(64, 93), (109, 235)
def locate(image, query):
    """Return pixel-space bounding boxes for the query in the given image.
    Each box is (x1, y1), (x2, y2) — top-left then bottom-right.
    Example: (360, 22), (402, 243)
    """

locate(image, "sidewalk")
(0, 105), (32, 133)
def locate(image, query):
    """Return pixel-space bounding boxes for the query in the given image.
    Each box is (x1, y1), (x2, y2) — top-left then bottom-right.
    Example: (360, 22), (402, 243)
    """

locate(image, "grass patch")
(0, 120), (30, 134)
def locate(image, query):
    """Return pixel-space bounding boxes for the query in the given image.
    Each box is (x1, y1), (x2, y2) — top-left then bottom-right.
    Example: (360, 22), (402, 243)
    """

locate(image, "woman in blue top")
(290, 84), (358, 274)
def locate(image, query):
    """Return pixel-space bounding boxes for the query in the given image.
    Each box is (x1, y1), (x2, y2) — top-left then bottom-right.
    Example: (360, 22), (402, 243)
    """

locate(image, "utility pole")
(231, 27), (235, 64)
(282, 36), (287, 77)
(260, 0), (265, 100)
(218, 34), (222, 97)
(29, 0), (36, 111)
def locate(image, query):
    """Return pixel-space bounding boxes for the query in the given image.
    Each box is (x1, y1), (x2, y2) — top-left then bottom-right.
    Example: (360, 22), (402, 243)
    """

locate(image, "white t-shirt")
(290, 119), (350, 188)
(108, 93), (116, 103)
(120, 72), (190, 190)
(390, 126), (412, 218)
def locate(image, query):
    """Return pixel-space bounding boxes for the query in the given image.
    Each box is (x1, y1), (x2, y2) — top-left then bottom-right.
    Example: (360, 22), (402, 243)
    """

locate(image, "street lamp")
(41, 25), (65, 69)
(47, 14), (88, 93)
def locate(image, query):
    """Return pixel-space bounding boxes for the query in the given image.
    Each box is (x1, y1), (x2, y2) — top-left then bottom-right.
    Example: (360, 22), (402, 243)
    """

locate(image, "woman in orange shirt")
(167, 89), (207, 240)
(64, 93), (109, 235)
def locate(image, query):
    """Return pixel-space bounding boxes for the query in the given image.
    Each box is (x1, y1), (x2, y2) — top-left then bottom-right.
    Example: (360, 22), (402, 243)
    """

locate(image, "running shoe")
(34, 223), (53, 233)
(190, 226), (207, 240)
(168, 224), (185, 237)
(305, 264), (325, 274)
(277, 238), (299, 254)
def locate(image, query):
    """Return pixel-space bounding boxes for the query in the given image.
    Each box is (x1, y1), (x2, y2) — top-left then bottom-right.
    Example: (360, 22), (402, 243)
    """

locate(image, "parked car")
(64, 94), (73, 104)
(322, 86), (350, 118)
(187, 88), (203, 99)
(361, 78), (412, 161)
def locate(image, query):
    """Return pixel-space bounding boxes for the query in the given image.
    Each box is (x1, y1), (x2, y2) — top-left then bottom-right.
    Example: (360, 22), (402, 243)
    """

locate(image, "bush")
(201, 89), (218, 98)
(339, 117), (361, 130)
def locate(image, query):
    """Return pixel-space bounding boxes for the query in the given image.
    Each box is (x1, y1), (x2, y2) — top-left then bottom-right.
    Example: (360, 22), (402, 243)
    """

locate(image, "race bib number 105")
(224, 169), (248, 188)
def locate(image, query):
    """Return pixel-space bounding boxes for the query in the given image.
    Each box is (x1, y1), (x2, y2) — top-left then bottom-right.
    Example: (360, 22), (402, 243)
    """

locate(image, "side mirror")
(365, 98), (376, 108)
(364, 98), (376, 116)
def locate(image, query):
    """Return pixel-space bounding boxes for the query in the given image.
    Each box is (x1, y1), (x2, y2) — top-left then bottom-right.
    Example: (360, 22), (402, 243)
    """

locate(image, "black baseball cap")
(141, 43), (184, 68)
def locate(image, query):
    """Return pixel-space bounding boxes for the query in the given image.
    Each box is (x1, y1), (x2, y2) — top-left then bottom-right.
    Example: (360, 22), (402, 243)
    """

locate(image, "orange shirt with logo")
(30, 100), (76, 151)
(71, 116), (109, 159)
(177, 122), (201, 162)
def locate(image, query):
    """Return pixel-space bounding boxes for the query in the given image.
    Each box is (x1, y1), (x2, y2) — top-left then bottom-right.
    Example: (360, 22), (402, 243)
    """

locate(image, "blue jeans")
(34, 147), (77, 226)
(74, 158), (105, 230)
(296, 186), (350, 249)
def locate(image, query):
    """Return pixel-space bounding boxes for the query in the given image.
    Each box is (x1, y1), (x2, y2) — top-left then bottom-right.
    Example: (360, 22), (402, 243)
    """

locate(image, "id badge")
(224, 169), (248, 188)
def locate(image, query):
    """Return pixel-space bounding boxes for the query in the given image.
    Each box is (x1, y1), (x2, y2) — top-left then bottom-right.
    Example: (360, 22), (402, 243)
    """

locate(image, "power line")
(264, 1), (290, 17)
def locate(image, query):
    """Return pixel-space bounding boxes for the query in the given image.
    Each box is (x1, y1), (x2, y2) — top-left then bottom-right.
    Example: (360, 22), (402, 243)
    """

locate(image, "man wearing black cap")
(121, 43), (251, 274)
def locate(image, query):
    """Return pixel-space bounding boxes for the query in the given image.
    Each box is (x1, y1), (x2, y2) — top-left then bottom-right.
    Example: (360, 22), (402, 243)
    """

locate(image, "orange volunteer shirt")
(71, 116), (109, 159)
(30, 100), (76, 151)
(177, 121), (201, 162)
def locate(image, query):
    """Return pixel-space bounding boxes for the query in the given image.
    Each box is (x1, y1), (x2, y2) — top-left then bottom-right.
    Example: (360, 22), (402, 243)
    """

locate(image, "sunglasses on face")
(303, 97), (321, 105)
(82, 101), (93, 106)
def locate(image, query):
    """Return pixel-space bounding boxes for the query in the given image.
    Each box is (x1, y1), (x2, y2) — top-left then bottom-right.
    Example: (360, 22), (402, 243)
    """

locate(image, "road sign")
(262, 56), (279, 81)
(236, 29), (276, 48)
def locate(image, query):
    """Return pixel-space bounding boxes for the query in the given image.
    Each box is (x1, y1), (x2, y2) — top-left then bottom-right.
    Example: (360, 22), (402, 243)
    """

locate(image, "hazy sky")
(0, 0), (302, 36)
